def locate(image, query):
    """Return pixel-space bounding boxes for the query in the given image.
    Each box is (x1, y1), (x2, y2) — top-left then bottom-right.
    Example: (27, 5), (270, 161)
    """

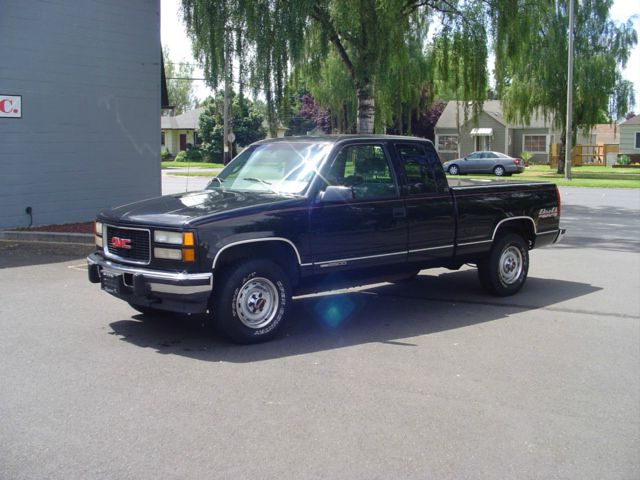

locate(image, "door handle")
(392, 207), (407, 218)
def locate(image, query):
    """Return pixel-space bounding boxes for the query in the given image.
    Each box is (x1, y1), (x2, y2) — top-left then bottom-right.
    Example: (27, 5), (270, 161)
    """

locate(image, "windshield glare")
(206, 142), (332, 195)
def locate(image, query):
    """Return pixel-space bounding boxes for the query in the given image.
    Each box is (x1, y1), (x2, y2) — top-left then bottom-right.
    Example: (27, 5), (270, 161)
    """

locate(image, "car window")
(467, 152), (480, 159)
(324, 144), (397, 200)
(484, 152), (497, 158)
(395, 143), (437, 194)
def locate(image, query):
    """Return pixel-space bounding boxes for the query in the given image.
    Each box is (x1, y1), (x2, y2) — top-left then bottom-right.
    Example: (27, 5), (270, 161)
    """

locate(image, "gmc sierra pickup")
(88, 135), (564, 343)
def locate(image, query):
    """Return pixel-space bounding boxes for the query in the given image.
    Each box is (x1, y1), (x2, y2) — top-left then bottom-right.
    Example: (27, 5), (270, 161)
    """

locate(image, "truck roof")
(253, 134), (435, 145)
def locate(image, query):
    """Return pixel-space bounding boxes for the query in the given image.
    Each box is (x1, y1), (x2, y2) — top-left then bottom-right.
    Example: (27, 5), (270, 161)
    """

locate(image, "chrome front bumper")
(87, 252), (212, 313)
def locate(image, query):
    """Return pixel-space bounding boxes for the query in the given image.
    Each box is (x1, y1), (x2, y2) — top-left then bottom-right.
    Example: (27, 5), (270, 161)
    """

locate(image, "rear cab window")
(394, 142), (448, 194)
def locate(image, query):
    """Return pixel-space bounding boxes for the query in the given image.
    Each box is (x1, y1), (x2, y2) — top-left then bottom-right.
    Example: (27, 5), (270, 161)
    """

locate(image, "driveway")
(0, 188), (638, 479)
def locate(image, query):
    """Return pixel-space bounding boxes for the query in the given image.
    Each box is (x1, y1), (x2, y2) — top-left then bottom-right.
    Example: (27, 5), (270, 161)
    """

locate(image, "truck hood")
(98, 189), (303, 227)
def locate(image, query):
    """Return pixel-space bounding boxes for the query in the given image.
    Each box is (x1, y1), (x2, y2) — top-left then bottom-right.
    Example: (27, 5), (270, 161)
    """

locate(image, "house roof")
(435, 100), (551, 129)
(161, 107), (204, 130)
(621, 115), (640, 125)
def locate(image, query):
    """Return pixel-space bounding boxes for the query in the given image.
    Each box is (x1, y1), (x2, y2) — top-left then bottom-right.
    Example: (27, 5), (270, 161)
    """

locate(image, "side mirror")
(317, 185), (354, 203)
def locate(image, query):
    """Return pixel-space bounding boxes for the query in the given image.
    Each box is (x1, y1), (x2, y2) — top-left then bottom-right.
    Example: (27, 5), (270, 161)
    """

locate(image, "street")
(0, 186), (638, 479)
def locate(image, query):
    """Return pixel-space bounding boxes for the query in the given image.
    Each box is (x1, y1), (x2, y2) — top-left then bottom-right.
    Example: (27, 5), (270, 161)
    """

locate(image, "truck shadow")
(108, 269), (602, 362)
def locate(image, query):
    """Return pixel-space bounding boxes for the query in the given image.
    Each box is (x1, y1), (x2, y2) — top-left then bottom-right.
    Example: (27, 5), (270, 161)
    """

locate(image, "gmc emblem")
(111, 236), (132, 249)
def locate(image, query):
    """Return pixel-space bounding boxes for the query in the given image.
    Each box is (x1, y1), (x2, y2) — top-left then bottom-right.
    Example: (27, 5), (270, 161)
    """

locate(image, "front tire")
(212, 259), (291, 344)
(477, 233), (529, 296)
(448, 165), (460, 175)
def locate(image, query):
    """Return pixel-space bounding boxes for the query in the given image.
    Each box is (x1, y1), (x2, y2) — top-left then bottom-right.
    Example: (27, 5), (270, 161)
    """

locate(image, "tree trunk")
(357, 84), (375, 134)
(557, 128), (566, 174)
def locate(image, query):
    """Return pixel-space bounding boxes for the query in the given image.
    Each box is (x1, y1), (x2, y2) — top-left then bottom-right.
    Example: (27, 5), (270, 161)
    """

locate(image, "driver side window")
(326, 144), (397, 200)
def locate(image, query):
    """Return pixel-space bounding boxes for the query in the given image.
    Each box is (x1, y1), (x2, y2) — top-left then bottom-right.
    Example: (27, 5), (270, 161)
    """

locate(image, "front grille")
(105, 225), (150, 264)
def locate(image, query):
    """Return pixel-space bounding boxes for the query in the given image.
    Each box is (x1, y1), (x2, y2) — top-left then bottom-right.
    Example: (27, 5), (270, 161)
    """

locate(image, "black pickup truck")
(88, 135), (564, 343)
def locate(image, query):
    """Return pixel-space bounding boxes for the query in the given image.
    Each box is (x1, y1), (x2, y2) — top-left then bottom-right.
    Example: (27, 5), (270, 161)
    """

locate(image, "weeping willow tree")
(181, 0), (523, 134)
(495, 0), (637, 172)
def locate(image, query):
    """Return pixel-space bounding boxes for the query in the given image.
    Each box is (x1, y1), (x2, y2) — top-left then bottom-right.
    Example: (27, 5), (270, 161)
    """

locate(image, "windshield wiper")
(242, 177), (272, 186)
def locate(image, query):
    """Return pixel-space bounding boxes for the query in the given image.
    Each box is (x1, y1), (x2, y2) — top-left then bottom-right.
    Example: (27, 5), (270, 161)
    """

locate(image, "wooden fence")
(549, 144), (619, 167)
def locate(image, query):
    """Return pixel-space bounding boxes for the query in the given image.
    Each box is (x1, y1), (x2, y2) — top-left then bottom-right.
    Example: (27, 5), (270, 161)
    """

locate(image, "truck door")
(309, 142), (408, 271)
(393, 142), (456, 263)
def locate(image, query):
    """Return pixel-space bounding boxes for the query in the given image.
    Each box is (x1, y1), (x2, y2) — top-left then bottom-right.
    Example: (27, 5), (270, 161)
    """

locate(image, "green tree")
(496, 0), (637, 172)
(199, 92), (267, 162)
(163, 46), (196, 116)
(181, 0), (511, 134)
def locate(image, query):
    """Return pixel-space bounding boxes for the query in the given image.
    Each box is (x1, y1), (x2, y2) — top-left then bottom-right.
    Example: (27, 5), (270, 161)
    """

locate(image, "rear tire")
(211, 259), (292, 344)
(494, 165), (506, 176)
(477, 233), (529, 296)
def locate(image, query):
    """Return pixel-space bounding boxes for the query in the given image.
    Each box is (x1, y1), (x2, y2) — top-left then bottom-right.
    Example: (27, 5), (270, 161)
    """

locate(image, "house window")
(635, 132), (640, 149)
(523, 134), (548, 153)
(437, 135), (458, 152)
(161, 132), (165, 145)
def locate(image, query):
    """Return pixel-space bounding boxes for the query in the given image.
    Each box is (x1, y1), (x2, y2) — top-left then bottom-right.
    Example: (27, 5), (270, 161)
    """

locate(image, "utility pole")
(564, 0), (575, 180)
(222, 31), (232, 165)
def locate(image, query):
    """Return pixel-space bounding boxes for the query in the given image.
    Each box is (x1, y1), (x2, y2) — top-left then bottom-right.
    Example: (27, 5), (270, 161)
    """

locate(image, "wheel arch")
(492, 217), (536, 247)
(212, 238), (303, 285)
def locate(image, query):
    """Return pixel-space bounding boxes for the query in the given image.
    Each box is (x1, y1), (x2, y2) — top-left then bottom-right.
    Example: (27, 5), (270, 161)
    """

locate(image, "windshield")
(206, 142), (332, 195)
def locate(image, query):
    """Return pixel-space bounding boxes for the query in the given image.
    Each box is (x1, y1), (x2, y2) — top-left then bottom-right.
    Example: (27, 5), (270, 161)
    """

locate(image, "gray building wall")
(510, 128), (550, 164)
(620, 124), (640, 155)
(459, 112), (506, 157)
(0, 0), (161, 229)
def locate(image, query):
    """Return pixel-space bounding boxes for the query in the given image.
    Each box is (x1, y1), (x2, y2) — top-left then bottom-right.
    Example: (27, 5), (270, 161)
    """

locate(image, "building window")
(161, 132), (165, 145)
(635, 132), (640, 149)
(437, 135), (458, 152)
(523, 134), (548, 153)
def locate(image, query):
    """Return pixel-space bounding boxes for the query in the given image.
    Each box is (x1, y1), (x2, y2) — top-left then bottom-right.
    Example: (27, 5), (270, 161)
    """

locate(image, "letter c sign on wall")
(0, 95), (22, 118)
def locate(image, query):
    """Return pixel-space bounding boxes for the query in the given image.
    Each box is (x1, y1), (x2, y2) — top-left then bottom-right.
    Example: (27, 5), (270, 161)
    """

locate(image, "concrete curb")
(0, 230), (94, 245)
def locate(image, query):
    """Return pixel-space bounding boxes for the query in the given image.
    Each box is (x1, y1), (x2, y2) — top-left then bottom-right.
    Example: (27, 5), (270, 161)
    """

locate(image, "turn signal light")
(182, 248), (195, 262)
(182, 232), (195, 246)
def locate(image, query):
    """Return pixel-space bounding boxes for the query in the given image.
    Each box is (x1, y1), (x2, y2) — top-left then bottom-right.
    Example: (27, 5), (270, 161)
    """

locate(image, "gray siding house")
(434, 101), (556, 164)
(0, 0), (161, 229)
(619, 115), (640, 162)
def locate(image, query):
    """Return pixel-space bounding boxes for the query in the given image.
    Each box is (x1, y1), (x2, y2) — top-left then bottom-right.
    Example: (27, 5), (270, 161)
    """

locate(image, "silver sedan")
(443, 151), (525, 176)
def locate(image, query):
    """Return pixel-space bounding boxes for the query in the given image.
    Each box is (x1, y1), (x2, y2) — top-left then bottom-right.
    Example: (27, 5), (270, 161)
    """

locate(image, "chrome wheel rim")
(449, 166), (458, 175)
(236, 277), (279, 329)
(495, 166), (505, 176)
(499, 246), (523, 285)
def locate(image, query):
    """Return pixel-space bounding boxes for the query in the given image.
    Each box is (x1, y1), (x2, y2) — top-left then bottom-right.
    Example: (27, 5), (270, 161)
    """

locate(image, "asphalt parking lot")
(1, 187), (638, 479)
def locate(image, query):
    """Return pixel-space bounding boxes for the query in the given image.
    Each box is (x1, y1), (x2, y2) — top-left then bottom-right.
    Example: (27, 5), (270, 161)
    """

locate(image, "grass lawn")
(161, 161), (224, 169)
(449, 165), (640, 189)
(170, 171), (222, 177)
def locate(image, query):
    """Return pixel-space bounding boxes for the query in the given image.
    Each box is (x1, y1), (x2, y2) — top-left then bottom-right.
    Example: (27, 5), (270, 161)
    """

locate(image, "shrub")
(520, 151), (533, 166)
(175, 147), (204, 163)
(160, 148), (172, 160)
(617, 154), (631, 166)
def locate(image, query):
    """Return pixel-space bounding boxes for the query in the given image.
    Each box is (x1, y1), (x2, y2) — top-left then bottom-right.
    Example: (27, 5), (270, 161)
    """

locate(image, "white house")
(161, 108), (203, 155)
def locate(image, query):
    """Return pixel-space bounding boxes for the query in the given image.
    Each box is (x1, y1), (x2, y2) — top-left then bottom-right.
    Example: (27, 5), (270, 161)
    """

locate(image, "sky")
(161, 0), (640, 111)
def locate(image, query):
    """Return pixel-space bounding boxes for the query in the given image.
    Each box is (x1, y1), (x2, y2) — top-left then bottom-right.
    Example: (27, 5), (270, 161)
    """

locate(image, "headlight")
(154, 230), (183, 245)
(94, 221), (103, 247)
(154, 247), (183, 260)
